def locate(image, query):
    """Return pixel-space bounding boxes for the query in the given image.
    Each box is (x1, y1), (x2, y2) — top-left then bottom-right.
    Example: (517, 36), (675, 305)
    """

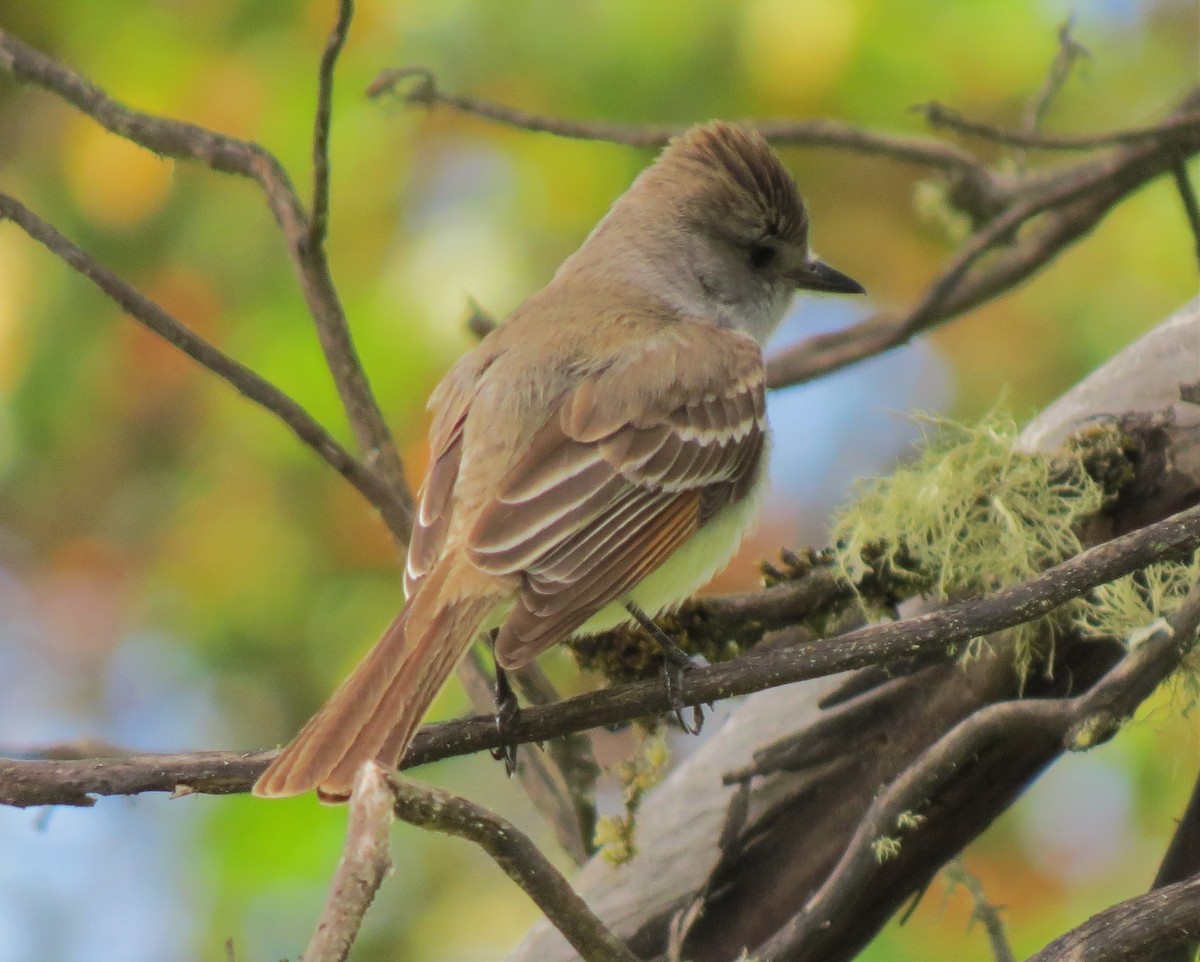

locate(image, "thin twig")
(1155, 771), (1200, 889)
(0, 28), (306, 236)
(304, 763), (395, 962)
(367, 66), (982, 177)
(386, 773), (639, 962)
(0, 22), (416, 543)
(4, 502), (1199, 809)
(916, 102), (1200, 152)
(1023, 18), (1091, 141)
(758, 578), (1200, 959)
(0, 193), (403, 522)
(309, 0), (355, 249)
(290, 1), (414, 542)
(943, 860), (1015, 962)
(766, 90), (1200, 389)
(1150, 771), (1200, 962)
(1172, 159), (1200, 268)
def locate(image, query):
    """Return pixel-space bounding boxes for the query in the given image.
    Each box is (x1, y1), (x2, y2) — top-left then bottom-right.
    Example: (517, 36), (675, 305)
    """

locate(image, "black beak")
(789, 259), (865, 295)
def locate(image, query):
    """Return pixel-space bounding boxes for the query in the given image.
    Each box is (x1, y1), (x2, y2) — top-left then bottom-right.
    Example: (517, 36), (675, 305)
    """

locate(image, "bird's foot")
(489, 660), (520, 775)
(625, 602), (704, 735)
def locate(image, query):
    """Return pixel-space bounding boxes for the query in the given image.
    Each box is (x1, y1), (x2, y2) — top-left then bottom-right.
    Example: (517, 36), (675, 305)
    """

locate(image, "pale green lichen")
(594, 728), (670, 865)
(1073, 553), (1200, 709)
(1067, 711), (1123, 751)
(1073, 555), (1200, 645)
(872, 835), (902, 862)
(831, 412), (1109, 680)
(913, 178), (973, 243)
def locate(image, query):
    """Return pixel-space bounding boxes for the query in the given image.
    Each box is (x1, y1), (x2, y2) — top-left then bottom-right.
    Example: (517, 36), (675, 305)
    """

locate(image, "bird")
(254, 121), (864, 801)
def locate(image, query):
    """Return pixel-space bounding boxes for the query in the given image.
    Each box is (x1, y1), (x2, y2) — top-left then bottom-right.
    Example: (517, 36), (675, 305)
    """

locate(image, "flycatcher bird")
(254, 121), (864, 800)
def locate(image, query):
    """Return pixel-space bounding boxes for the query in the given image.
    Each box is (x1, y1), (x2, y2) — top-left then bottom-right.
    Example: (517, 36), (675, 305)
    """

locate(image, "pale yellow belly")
(573, 468), (768, 636)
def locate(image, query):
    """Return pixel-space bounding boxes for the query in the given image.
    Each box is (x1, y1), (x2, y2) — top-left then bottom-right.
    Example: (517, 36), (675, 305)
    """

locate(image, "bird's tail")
(253, 562), (500, 801)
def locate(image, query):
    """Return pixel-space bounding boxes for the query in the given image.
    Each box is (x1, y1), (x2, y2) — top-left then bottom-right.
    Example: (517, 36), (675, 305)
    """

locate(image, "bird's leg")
(624, 602), (703, 735)
(486, 630), (520, 775)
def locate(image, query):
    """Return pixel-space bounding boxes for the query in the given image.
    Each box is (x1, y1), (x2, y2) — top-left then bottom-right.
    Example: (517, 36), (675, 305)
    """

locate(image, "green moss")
(831, 413), (1112, 679)
(914, 177), (973, 243)
(569, 623), (667, 684)
(872, 835), (902, 862)
(1073, 554), (1200, 644)
(593, 728), (670, 865)
(1066, 712), (1121, 751)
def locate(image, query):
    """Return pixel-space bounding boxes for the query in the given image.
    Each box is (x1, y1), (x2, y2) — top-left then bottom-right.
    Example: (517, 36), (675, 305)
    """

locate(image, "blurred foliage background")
(0, 0), (1196, 960)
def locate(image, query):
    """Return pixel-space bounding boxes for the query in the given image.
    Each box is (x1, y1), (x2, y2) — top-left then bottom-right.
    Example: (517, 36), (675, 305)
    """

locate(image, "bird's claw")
(626, 602), (705, 735)
(490, 661), (520, 776)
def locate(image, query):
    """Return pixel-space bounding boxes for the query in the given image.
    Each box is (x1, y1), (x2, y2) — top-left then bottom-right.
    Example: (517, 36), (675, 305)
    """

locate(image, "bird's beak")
(788, 258), (865, 295)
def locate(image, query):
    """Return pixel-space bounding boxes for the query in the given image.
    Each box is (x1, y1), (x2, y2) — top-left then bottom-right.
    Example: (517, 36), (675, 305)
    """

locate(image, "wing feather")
(405, 413), (466, 597)
(495, 492), (701, 667)
(469, 325), (767, 670)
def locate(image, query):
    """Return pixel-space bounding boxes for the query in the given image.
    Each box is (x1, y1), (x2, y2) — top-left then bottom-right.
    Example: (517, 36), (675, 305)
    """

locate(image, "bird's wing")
(469, 323), (767, 669)
(405, 366), (475, 597)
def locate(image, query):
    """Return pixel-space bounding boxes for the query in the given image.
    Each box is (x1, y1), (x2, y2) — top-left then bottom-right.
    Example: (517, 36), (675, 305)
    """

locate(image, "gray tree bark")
(509, 299), (1200, 962)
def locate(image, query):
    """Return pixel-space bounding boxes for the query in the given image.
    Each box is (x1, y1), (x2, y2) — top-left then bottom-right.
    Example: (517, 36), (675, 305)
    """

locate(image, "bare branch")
(304, 763), (394, 962)
(757, 578), (1200, 959)
(4, 502), (1199, 809)
(363, 65), (1200, 393)
(766, 90), (1200, 389)
(0, 192), (405, 526)
(1156, 771), (1200, 890)
(1025, 873), (1200, 962)
(1022, 17), (1091, 143)
(1172, 160), (1200, 268)
(0, 23), (416, 542)
(915, 103), (1200, 153)
(386, 773), (639, 962)
(367, 66), (982, 178)
(943, 861), (1015, 962)
(0, 27), (306, 235)
(309, 0), (355, 249)
(289, 2), (414, 542)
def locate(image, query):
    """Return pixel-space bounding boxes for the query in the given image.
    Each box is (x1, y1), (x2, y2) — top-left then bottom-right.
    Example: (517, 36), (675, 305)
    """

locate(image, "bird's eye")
(748, 243), (776, 270)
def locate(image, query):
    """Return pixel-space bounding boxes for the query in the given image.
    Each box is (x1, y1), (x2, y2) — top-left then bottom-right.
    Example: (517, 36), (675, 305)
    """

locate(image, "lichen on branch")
(830, 413), (1135, 675)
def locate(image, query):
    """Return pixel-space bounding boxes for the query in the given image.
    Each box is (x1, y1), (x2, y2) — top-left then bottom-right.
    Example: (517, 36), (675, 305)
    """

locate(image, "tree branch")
(1171, 159), (1200, 268)
(916, 102), (1200, 152)
(366, 67), (982, 178)
(386, 772), (638, 962)
(0, 18), (415, 541)
(942, 861), (1015, 962)
(764, 88), (1200, 389)
(1021, 17), (1090, 146)
(308, 0), (355, 249)
(364, 66), (1200, 393)
(0, 192), (404, 525)
(1025, 873), (1200, 962)
(0, 27), (306, 234)
(4, 502), (1199, 809)
(290, 0), (414, 539)
(304, 763), (394, 962)
(756, 577), (1200, 959)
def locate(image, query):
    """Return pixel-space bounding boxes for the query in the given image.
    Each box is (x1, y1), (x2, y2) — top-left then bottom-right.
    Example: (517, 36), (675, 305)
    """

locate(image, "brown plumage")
(253, 121), (861, 801)
(661, 122), (809, 244)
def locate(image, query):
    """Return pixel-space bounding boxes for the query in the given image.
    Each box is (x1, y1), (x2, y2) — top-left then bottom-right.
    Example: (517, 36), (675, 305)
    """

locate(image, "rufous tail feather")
(253, 565), (498, 801)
